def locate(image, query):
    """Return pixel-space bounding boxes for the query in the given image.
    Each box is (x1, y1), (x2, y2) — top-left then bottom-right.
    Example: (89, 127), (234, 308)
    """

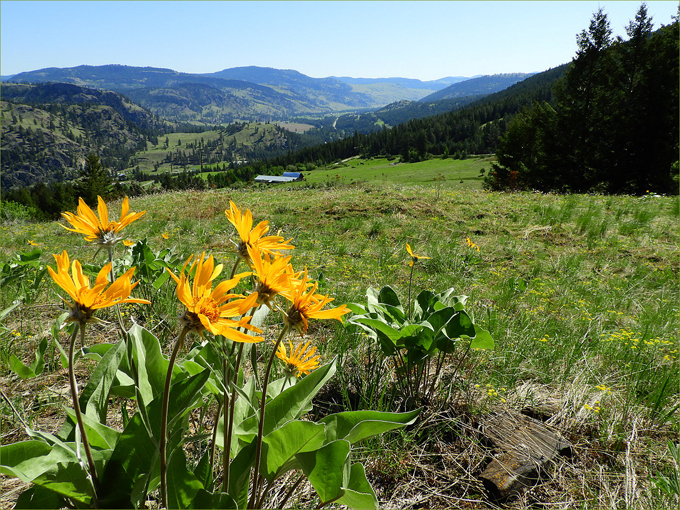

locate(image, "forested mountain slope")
(1, 83), (175, 189)
(420, 73), (535, 101)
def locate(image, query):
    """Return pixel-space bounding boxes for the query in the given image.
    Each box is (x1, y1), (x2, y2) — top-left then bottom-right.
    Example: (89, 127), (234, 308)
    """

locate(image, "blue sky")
(2, 1), (678, 81)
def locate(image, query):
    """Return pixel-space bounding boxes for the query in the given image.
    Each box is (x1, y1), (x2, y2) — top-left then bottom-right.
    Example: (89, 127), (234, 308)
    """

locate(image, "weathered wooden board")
(478, 409), (572, 500)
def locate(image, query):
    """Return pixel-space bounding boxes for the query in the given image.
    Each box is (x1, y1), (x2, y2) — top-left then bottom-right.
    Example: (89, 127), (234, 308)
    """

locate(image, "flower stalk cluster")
(42, 195), (352, 509)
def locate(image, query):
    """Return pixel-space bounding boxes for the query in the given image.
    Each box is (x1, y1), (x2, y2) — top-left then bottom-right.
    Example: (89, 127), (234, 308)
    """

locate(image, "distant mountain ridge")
(7, 65), (518, 123)
(421, 73), (536, 102)
(330, 75), (479, 90)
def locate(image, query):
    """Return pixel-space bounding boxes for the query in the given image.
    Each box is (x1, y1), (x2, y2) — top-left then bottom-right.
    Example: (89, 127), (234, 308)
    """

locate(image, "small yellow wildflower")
(276, 339), (321, 377)
(405, 243), (430, 267)
(466, 237), (480, 252)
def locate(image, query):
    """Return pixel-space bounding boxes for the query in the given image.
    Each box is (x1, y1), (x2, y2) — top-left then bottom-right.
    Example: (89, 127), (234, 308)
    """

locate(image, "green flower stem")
(229, 256), (242, 280)
(408, 263), (415, 321)
(249, 325), (290, 509)
(221, 357), (231, 491)
(222, 342), (245, 492)
(107, 247), (126, 335)
(160, 326), (189, 509)
(68, 323), (100, 509)
(213, 340), (237, 485)
(209, 398), (223, 480)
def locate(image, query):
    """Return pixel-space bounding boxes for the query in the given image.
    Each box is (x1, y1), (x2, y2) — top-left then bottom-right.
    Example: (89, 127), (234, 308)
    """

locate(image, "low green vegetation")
(296, 156), (492, 188)
(1, 180), (677, 508)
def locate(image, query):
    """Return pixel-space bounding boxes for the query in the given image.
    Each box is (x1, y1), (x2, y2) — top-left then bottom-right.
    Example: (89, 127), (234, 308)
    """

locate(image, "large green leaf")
(189, 489), (237, 510)
(152, 368), (211, 435)
(401, 326), (434, 354)
(30, 461), (94, 506)
(260, 420), (326, 482)
(0, 441), (74, 482)
(320, 409), (420, 445)
(127, 324), (173, 398)
(223, 377), (258, 455)
(436, 288), (467, 309)
(378, 286), (403, 309)
(351, 317), (402, 341)
(345, 302), (368, 315)
(193, 449), (213, 492)
(227, 438), (257, 510)
(166, 448), (204, 509)
(9, 337), (48, 379)
(336, 462), (378, 509)
(424, 307), (456, 336)
(444, 310), (476, 339)
(14, 484), (67, 509)
(235, 359), (336, 440)
(79, 339), (126, 423)
(470, 324), (495, 350)
(63, 409), (121, 450)
(296, 440), (350, 505)
(99, 413), (157, 508)
(262, 359), (336, 435)
(415, 289), (437, 316)
(123, 326), (154, 406)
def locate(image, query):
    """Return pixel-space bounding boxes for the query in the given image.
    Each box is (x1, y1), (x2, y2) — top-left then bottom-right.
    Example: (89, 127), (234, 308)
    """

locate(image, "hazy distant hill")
(420, 73), (536, 102)
(6, 65), (506, 123)
(331, 75), (477, 90)
(7, 65), (331, 122)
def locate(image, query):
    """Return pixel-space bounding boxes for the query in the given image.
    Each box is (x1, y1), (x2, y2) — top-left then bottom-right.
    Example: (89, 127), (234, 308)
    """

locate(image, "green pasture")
(1, 182), (678, 509)
(295, 156), (493, 189)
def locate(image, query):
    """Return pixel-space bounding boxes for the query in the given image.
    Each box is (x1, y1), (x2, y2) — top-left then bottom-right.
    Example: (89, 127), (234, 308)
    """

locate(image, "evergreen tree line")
(1, 154), (257, 221)
(485, 5), (678, 194)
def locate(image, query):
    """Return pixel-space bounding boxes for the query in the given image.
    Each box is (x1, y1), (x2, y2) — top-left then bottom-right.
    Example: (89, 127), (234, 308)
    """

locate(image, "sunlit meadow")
(1, 180), (678, 509)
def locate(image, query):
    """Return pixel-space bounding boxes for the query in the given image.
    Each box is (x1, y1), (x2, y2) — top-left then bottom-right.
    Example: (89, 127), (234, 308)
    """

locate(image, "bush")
(0, 200), (40, 223)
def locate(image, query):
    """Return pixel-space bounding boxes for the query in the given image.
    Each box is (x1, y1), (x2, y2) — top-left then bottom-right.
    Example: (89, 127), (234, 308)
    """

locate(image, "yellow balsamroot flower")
(280, 269), (350, 335)
(276, 339), (321, 377)
(405, 243), (430, 267)
(247, 245), (299, 309)
(466, 237), (480, 252)
(167, 253), (262, 342)
(61, 196), (146, 246)
(48, 250), (150, 324)
(225, 200), (294, 262)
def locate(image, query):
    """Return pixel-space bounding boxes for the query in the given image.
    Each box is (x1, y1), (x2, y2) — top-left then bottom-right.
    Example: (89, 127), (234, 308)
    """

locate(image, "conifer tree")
(76, 153), (111, 206)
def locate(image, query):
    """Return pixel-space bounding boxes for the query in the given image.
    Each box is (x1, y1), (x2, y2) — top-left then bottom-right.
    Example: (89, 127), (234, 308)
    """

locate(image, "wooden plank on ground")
(478, 409), (572, 500)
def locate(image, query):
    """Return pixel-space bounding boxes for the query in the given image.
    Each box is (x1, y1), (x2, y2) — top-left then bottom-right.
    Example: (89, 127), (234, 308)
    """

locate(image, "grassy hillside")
(132, 122), (310, 175)
(1, 180), (677, 508)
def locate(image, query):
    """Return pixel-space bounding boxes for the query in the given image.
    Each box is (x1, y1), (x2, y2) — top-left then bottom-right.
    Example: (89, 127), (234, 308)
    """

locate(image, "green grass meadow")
(1, 168), (678, 508)
(296, 156), (492, 189)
